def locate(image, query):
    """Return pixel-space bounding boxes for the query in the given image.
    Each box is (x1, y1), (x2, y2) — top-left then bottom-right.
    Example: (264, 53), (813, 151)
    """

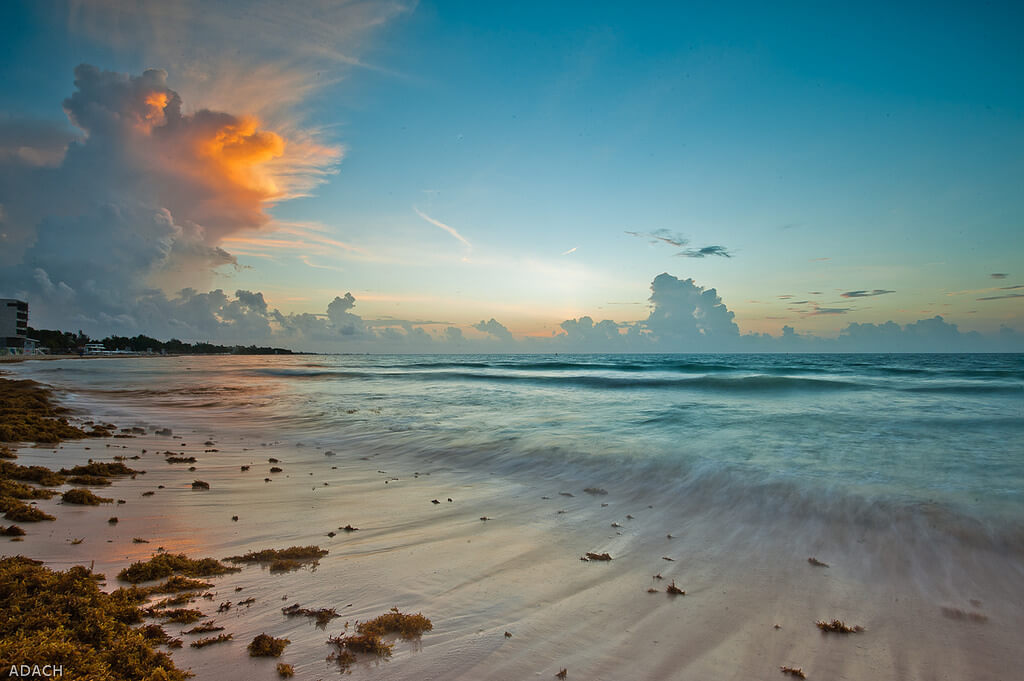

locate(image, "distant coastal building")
(1, 299), (30, 352)
(83, 343), (106, 355)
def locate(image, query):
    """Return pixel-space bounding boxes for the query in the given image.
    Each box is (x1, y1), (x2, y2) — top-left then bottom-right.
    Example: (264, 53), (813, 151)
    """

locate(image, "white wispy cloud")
(414, 207), (472, 249)
(562, 246), (577, 255)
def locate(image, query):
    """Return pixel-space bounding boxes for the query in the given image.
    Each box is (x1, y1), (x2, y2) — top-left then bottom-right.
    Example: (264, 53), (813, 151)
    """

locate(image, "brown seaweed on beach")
(159, 608), (205, 624)
(276, 663), (295, 678)
(248, 633), (290, 657)
(327, 608), (432, 668)
(184, 622), (225, 634)
(62, 462), (139, 477)
(780, 666), (806, 678)
(282, 602), (340, 627)
(118, 552), (240, 583)
(108, 516), (119, 524)
(583, 487), (608, 495)
(190, 633), (233, 648)
(815, 619), (864, 633)
(67, 474), (112, 486)
(269, 466), (283, 473)
(341, 524), (359, 532)
(0, 378), (90, 443)
(191, 480), (210, 489)
(584, 552), (612, 561)
(132, 537), (149, 543)
(1, 524), (25, 536)
(166, 456), (197, 464)
(141, 491), (155, 496)
(556, 669), (568, 679)
(62, 488), (113, 505)
(0, 497), (55, 521)
(240, 465), (250, 471)
(0, 556), (187, 679)
(661, 556), (674, 561)
(666, 581), (685, 595)
(807, 557), (829, 567)
(647, 588), (659, 593)
(225, 545), (328, 573)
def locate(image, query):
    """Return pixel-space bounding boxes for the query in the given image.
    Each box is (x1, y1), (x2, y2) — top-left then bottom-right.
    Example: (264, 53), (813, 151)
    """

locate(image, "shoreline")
(2, 369), (1023, 680)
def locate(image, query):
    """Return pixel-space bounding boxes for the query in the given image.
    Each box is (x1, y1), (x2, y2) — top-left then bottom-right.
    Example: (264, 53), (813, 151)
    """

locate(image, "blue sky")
(0, 1), (1021, 350)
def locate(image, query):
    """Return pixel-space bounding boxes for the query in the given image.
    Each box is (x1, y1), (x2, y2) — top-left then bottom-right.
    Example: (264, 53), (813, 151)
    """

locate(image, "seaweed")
(327, 608), (432, 669)
(815, 619), (864, 633)
(583, 487), (608, 495)
(583, 552), (612, 561)
(191, 634), (233, 648)
(185, 622), (226, 634)
(118, 552), (240, 583)
(807, 557), (829, 567)
(276, 663), (295, 678)
(282, 602), (340, 627)
(191, 480), (210, 489)
(556, 669), (568, 679)
(62, 462), (139, 477)
(269, 466), (283, 473)
(109, 516), (119, 524)
(225, 545), (328, 572)
(0, 461), (66, 486)
(62, 488), (113, 505)
(137, 623), (172, 644)
(780, 666), (806, 678)
(159, 609), (205, 624)
(666, 581), (685, 595)
(0, 556), (187, 680)
(248, 633), (290, 657)
(166, 456), (197, 464)
(0, 378), (90, 443)
(0, 478), (57, 499)
(1, 498), (55, 522)
(66, 473), (113, 486)
(0, 445), (15, 459)
(1, 524), (26, 536)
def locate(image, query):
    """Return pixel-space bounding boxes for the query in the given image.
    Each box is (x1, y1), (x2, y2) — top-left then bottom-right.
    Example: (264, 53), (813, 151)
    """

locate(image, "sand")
(3, 390), (1022, 680)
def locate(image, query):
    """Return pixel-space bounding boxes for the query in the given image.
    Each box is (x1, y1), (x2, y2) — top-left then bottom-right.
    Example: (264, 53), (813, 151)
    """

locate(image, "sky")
(0, 0), (1022, 352)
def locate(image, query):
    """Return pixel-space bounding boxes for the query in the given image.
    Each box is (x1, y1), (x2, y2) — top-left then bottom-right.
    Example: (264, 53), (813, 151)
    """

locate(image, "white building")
(1, 299), (29, 350)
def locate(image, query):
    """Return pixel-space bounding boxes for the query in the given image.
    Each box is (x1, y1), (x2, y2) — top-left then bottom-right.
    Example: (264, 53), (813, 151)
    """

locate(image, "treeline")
(27, 327), (294, 355)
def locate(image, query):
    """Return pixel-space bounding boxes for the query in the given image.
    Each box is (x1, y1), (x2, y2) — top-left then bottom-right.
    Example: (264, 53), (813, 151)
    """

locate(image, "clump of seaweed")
(269, 466), (283, 473)
(109, 516), (119, 524)
(184, 622), (224, 634)
(276, 663), (295, 678)
(0, 378), (90, 443)
(939, 606), (988, 623)
(282, 602), (340, 627)
(327, 607), (432, 669)
(136, 623), (172, 645)
(0, 444), (15, 459)
(780, 666), (806, 678)
(67, 474), (112, 486)
(583, 487), (608, 495)
(225, 546), (328, 573)
(190, 633), (233, 648)
(62, 488), (113, 505)
(556, 669), (568, 679)
(248, 633), (290, 657)
(166, 456), (197, 464)
(807, 557), (829, 567)
(1, 497), (55, 522)
(118, 552), (241, 583)
(815, 619), (864, 633)
(1, 524), (26, 536)
(0, 461), (66, 486)
(0, 556), (187, 680)
(666, 581), (685, 595)
(191, 480), (210, 489)
(582, 552), (612, 561)
(61, 462), (139, 477)
(158, 608), (205, 624)
(0, 478), (57, 500)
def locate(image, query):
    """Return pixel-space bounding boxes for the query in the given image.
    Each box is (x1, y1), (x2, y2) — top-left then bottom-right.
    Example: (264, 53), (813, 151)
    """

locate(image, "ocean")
(6, 352), (1024, 679)
(14, 352), (1024, 548)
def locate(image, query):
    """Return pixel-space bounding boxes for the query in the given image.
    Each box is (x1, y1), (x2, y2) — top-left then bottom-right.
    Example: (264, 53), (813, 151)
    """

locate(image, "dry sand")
(4, 399), (1022, 680)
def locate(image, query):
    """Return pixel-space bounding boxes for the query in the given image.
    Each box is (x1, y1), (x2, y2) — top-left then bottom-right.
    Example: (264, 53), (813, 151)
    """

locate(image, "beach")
(2, 354), (1023, 680)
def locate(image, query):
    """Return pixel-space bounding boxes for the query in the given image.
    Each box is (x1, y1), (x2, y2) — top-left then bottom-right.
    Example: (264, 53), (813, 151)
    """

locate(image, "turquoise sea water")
(13, 353), (1024, 555)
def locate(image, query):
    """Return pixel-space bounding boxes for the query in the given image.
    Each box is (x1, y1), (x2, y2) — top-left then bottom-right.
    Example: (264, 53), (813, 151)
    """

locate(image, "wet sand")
(4, 393), (1023, 680)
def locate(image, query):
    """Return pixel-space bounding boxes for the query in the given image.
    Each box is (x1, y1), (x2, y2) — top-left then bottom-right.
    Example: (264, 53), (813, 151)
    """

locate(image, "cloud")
(999, 284), (1024, 290)
(676, 245), (732, 258)
(645, 273), (739, 344)
(414, 207), (472, 249)
(561, 247), (577, 255)
(841, 289), (895, 298)
(0, 65), (344, 325)
(625, 229), (688, 247)
(626, 230), (733, 259)
(0, 117), (75, 168)
(990, 273), (1008, 279)
(807, 306), (851, 315)
(472, 318), (513, 341)
(977, 293), (1024, 301)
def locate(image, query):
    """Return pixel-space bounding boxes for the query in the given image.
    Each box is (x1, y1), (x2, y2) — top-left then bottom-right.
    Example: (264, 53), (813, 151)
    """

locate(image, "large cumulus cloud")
(0, 65), (338, 331)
